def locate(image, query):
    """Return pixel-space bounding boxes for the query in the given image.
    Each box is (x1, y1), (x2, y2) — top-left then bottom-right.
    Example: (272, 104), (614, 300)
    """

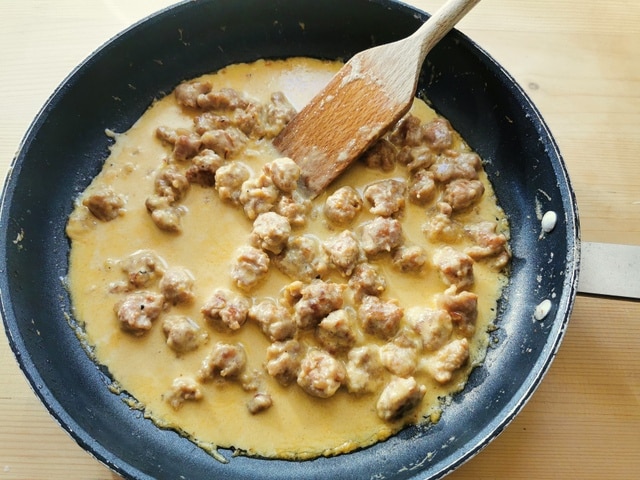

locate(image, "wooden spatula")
(273, 0), (481, 197)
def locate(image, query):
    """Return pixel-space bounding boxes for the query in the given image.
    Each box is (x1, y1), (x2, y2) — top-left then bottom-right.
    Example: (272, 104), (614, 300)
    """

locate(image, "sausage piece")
(297, 349), (346, 398)
(376, 376), (426, 422)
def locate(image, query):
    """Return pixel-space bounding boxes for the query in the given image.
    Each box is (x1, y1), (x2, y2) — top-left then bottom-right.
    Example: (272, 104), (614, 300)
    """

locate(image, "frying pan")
(0, 0), (579, 479)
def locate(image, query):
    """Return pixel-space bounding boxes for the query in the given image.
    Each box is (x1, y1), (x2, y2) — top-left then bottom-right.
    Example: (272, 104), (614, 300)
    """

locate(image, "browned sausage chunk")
(422, 117), (453, 153)
(432, 246), (475, 290)
(324, 186), (363, 225)
(361, 138), (396, 172)
(115, 291), (165, 335)
(360, 217), (403, 256)
(392, 245), (427, 273)
(201, 288), (250, 331)
(185, 149), (224, 186)
(162, 315), (206, 353)
(376, 376), (426, 421)
(82, 187), (125, 221)
(247, 392), (273, 414)
(432, 152), (481, 183)
(165, 376), (203, 409)
(442, 179), (484, 212)
(159, 266), (195, 305)
(248, 301), (296, 342)
(174, 80), (212, 108)
(293, 280), (345, 329)
(345, 345), (385, 394)
(297, 349), (346, 398)
(405, 307), (453, 351)
(231, 246), (270, 291)
(265, 339), (302, 386)
(428, 338), (470, 383)
(348, 263), (387, 301)
(364, 179), (407, 217)
(262, 157), (300, 193)
(323, 230), (364, 277)
(198, 342), (247, 380)
(437, 286), (478, 337)
(316, 309), (357, 354)
(119, 249), (166, 288)
(215, 162), (250, 205)
(250, 212), (291, 254)
(358, 295), (403, 340)
(274, 235), (329, 282)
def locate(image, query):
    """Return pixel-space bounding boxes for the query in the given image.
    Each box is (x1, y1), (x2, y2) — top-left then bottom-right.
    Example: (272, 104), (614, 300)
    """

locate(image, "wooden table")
(1, 1), (638, 478)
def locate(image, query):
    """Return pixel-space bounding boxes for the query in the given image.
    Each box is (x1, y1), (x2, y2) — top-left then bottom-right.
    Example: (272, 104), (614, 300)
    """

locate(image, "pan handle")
(577, 242), (640, 300)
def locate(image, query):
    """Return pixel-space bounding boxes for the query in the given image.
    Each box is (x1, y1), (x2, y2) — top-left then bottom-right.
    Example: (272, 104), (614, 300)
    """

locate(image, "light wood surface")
(1, 1), (638, 479)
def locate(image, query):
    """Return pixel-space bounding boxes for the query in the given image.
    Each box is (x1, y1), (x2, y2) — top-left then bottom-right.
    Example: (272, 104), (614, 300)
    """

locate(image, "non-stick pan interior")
(0, 1), (579, 479)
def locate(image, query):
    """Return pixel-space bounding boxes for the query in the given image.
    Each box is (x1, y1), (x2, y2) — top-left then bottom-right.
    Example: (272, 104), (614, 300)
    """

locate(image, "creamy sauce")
(66, 58), (509, 460)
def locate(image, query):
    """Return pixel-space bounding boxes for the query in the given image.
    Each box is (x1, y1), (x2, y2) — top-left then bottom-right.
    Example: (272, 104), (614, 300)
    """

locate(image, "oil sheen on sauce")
(66, 58), (510, 460)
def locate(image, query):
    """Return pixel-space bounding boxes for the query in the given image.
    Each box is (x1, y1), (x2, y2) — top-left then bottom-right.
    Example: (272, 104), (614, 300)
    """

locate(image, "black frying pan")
(0, 1), (579, 479)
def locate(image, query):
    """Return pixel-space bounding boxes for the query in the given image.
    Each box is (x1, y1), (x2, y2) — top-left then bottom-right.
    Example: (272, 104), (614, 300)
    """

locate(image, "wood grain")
(1, 1), (638, 479)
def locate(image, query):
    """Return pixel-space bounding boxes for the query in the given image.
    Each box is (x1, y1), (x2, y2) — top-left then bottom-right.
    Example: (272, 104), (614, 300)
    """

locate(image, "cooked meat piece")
(247, 392), (273, 414)
(361, 138), (396, 171)
(408, 169), (437, 205)
(82, 187), (125, 221)
(172, 131), (202, 161)
(162, 315), (205, 353)
(324, 186), (363, 225)
(428, 338), (470, 383)
(215, 161), (250, 205)
(154, 166), (190, 203)
(422, 202), (464, 243)
(279, 280), (305, 309)
(358, 295), (403, 340)
(405, 306), (453, 351)
(376, 376), (426, 422)
(230, 246), (270, 291)
(432, 246), (475, 290)
(185, 149), (224, 186)
(380, 339), (418, 378)
(273, 192), (311, 228)
(432, 152), (481, 183)
(196, 87), (250, 111)
(392, 245), (427, 273)
(360, 216), (403, 256)
(422, 117), (453, 153)
(396, 145), (435, 172)
(264, 91), (296, 137)
(345, 345), (385, 394)
(239, 174), (279, 220)
(165, 376), (203, 409)
(464, 221), (511, 269)
(364, 179), (406, 217)
(294, 280), (345, 329)
(437, 285), (478, 337)
(146, 199), (185, 233)
(250, 212), (291, 254)
(297, 349), (346, 398)
(248, 300), (296, 342)
(316, 309), (357, 353)
(322, 230), (364, 276)
(198, 342), (247, 380)
(265, 339), (302, 386)
(442, 179), (485, 212)
(233, 101), (265, 137)
(274, 235), (329, 282)
(348, 263), (386, 301)
(120, 249), (166, 288)
(159, 266), (195, 305)
(114, 291), (165, 335)
(193, 112), (232, 134)
(174, 80), (212, 108)
(263, 157), (300, 193)
(200, 127), (248, 159)
(388, 114), (424, 147)
(201, 288), (250, 330)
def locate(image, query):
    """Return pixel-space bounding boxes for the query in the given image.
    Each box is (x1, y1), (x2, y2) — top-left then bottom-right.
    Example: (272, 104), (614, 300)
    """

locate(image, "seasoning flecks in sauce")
(66, 58), (511, 460)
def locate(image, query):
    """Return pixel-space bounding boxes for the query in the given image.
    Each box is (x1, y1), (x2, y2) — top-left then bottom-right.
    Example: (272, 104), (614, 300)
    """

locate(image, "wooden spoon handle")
(412, 0), (481, 61)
